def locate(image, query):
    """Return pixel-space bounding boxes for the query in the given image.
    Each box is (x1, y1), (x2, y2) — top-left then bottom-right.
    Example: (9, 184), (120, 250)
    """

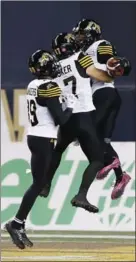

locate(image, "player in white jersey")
(40, 33), (114, 213)
(72, 19), (131, 199)
(5, 50), (77, 249)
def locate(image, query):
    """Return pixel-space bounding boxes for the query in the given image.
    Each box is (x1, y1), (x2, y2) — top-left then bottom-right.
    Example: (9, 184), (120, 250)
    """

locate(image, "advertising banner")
(1, 90), (135, 231)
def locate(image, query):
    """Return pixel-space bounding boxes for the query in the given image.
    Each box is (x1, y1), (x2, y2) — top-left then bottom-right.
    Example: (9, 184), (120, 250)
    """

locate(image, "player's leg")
(5, 136), (54, 249)
(96, 103), (122, 179)
(103, 104), (123, 177)
(40, 119), (75, 198)
(71, 112), (104, 213)
(94, 89), (131, 198)
(93, 88), (122, 177)
(103, 105), (131, 199)
(103, 88), (122, 164)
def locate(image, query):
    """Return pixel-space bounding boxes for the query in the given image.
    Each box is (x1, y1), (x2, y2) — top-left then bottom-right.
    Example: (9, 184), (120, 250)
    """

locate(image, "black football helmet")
(72, 19), (102, 49)
(28, 49), (61, 78)
(52, 33), (78, 60)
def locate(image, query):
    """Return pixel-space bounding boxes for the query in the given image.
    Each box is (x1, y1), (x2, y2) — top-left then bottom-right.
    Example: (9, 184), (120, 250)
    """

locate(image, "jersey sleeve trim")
(97, 41), (117, 64)
(98, 45), (113, 55)
(78, 54), (94, 69)
(38, 87), (61, 98)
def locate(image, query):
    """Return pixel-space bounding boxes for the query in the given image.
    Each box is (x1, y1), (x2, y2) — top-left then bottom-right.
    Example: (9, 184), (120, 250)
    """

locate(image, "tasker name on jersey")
(59, 64), (72, 76)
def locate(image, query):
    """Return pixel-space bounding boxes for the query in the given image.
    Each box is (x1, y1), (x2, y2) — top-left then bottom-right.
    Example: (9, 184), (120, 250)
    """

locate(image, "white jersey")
(55, 52), (95, 113)
(27, 79), (58, 138)
(85, 39), (115, 94)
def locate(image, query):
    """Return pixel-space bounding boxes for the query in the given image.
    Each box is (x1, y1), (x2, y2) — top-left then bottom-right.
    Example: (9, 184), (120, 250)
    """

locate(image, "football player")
(5, 50), (77, 249)
(72, 19), (131, 199)
(40, 33), (114, 212)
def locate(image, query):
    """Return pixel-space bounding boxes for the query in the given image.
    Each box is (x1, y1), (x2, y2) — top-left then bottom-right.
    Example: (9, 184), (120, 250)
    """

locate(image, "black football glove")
(117, 57), (131, 76)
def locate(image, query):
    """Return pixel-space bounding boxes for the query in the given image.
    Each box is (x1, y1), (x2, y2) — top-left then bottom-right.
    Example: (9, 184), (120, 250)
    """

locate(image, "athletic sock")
(114, 166), (123, 180)
(22, 220), (26, 229)
(11, 218), (23, 229)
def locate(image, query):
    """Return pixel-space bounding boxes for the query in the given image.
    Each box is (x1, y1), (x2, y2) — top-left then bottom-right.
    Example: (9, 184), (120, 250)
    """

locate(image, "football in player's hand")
(106, 57), (124, 77)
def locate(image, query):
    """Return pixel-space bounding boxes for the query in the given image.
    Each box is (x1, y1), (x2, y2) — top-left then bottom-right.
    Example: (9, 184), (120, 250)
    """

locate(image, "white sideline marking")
(2, 239), (133, 244)
(2, 255), (96, 261)
(1, 233), (135, 239)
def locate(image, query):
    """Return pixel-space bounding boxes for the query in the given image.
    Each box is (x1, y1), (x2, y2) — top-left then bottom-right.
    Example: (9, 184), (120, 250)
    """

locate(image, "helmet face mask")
(74, 32), (87, 49)
(51, 58), (62, 78)
(28, 50), (61, 78)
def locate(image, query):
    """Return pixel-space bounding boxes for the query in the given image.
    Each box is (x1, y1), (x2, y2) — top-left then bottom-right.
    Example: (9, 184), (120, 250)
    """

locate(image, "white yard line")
(1, 239), (131, 244)
(1, 255), (96, 261)
(1, 233), (135, 239)
(1, 239), (133, 244)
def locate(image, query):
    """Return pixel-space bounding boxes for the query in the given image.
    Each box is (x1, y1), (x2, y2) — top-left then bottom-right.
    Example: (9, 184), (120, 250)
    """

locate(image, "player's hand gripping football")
(106, 57), (131, 77)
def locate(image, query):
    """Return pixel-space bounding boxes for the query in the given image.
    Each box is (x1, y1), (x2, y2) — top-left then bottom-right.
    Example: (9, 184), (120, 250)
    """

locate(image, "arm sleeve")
(97, 41), (117, 64)
(36, 81), (72, 126)
(46, 98), (73, 126)
(77, 52), (94, 69)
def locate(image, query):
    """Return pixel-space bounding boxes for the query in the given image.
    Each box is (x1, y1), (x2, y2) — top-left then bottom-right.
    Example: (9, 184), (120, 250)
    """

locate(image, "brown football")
(107, 57), (124, 76)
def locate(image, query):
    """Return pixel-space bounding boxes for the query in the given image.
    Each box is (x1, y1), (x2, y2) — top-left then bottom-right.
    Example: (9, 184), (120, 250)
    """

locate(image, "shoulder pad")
(78, 51), (86, 60)
(104, 40), (111, 45)
(46, 81), (58, 90)
(98, 40), (112, 47)
(38, 81), (61, 98)
(39, 81), (59, 90)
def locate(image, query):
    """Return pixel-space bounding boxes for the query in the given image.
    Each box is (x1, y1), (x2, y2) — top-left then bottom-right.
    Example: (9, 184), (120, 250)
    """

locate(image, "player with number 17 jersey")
(40, 33), (113, 213)
(56, 51), (95, 113)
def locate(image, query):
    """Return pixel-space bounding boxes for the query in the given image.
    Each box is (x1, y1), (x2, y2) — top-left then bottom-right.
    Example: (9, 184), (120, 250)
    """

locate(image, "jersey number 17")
(64, 76), (78, 97)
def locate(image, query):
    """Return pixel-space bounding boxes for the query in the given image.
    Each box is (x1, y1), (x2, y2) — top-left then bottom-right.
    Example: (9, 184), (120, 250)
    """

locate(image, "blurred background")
(1, 1), (135, 261)
(1, 1), (136, 141)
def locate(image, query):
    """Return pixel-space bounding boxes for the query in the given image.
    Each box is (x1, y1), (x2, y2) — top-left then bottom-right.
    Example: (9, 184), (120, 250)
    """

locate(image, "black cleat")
(39, 184), (51, 198)
(21, 229), (33, 247)
(71, 194), (99, 213)
(5, 221), (25, 249)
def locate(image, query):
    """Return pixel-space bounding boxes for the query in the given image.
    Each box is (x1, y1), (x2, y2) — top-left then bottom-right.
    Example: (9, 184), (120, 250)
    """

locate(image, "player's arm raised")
(78, 52), (113, 82)
(37, 81), (75, 126)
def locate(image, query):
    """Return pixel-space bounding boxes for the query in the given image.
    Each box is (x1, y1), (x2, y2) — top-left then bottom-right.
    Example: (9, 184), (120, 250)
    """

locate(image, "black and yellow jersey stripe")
(35, 81), (72, 126)
(38, 86), (61, 98)
(38, 82), (61, 98)
(78, 53), (94, 69)
(97, 41), (117, 64)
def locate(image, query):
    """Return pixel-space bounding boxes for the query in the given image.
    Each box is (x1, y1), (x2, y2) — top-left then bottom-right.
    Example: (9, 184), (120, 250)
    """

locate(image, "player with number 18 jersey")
(5, 50), (76, 250)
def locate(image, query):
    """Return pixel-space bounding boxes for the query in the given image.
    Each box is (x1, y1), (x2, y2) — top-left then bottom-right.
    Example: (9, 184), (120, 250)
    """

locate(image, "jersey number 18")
(27, 99), (38, 126)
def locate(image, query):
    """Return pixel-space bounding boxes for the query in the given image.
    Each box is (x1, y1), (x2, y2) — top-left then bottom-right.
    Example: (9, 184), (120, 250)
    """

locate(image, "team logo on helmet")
(86, 21), (101, 34)
(39, 53), (52, 66)
(65, 33), (75, 42)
